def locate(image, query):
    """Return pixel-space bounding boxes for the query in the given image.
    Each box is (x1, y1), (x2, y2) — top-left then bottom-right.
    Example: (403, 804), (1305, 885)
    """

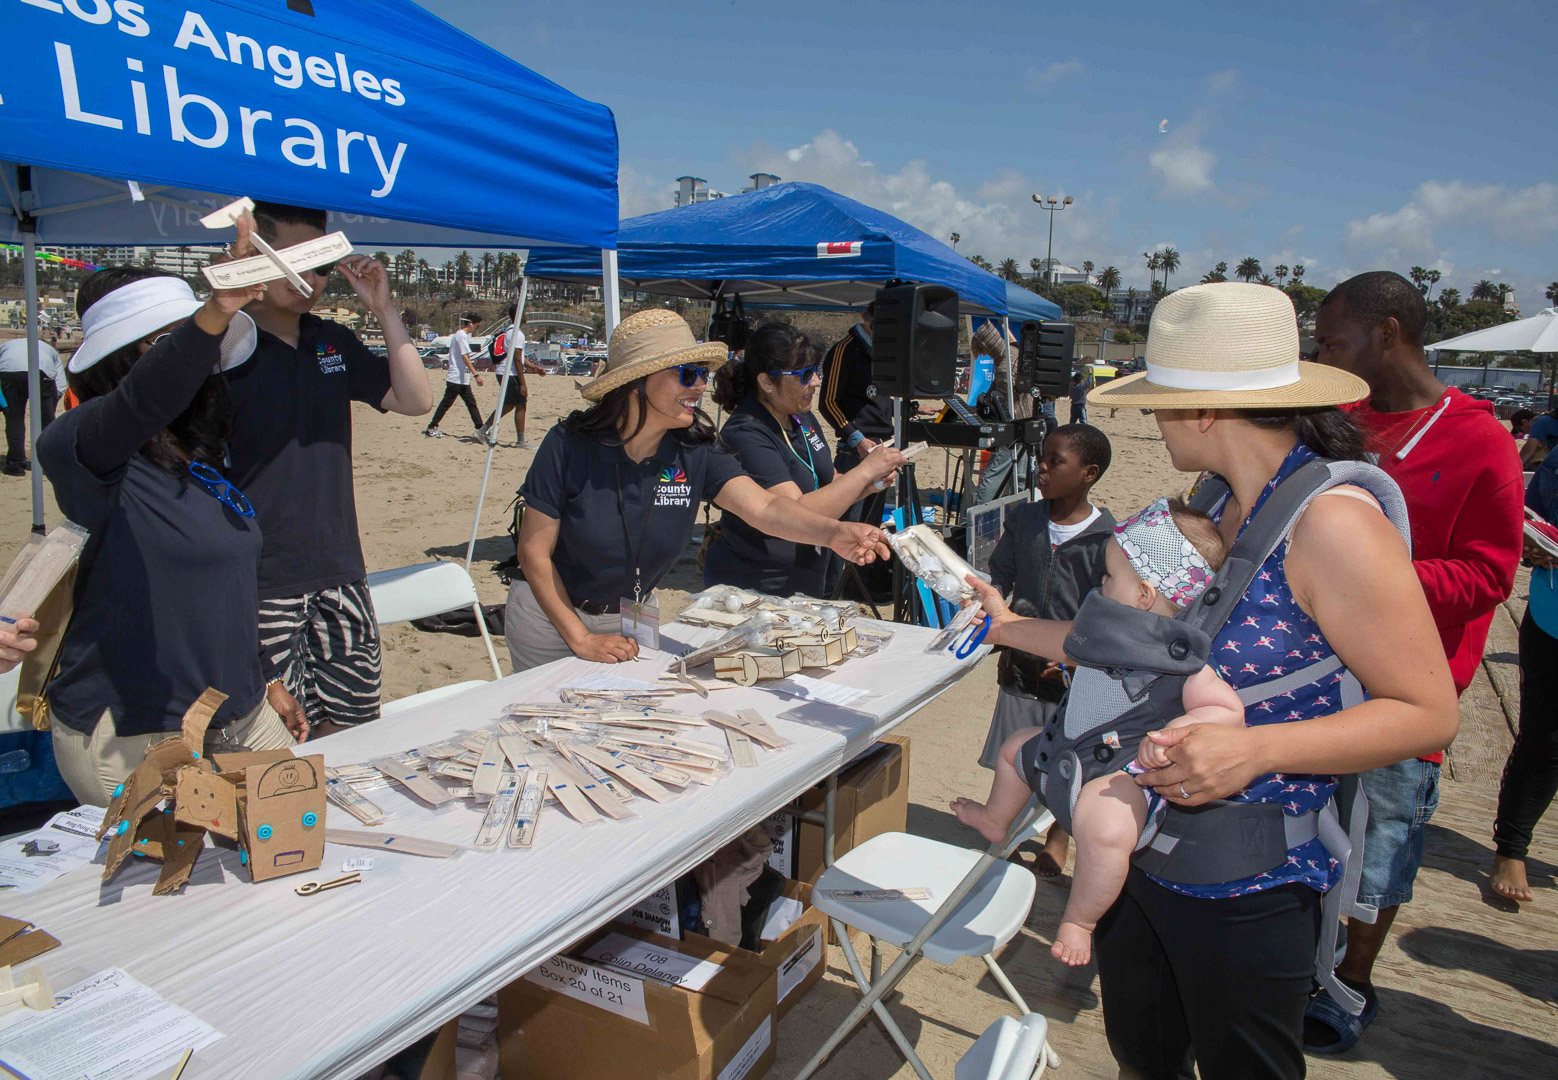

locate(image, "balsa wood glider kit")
(670, 587), (886, 688)
(97, 689), (326, 893)
(199, 195), (353, 296)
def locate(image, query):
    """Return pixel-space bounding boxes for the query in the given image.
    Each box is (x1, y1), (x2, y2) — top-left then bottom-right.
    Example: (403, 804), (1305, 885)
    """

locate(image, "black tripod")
(831, 461), (932, 625)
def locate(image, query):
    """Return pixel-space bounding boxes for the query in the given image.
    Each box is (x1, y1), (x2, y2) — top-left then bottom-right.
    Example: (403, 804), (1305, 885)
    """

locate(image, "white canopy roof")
(1431, 307), (1558, 353)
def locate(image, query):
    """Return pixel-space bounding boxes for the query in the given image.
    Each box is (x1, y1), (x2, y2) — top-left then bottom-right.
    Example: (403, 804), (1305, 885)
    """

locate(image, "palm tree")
(1409, 266), (1429, 294)
(1546, 281), (1558, 306)
(416, 258), (431, 299)
(1158, 247), (1180, 290)
(1291, 264), (1305, 285)
(1124, 286), (1139, 322)
(372, 250), (391, 273)
(1273, 264), (1289, 286)
(949, 233), (960, 250)
(479, 253), (496, 298)
(1471, 279), (1497, 302)
(1438, 288), (1461, 310)
(1030, 258), (1044, 279)
(1096, 265), (1121, 298)
(1235, 256), (1262, 283)
(1082, 260), (1094, 283)
(1199, 270), (1224, 284)
(1425, 269), (1441, 300)
(1142, 251), (1160, 290)
(996, 258), (1023, 283)
(1257, 273), (1275, 286)
(967, 254), (993, 271)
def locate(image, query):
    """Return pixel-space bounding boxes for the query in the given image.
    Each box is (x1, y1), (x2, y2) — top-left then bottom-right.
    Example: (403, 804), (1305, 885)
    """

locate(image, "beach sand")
(3, 365), (1551, 1079)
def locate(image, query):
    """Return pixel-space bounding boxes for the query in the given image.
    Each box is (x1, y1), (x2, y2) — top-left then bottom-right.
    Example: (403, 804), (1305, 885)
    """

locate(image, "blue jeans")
(1357, 758), (1441, 909)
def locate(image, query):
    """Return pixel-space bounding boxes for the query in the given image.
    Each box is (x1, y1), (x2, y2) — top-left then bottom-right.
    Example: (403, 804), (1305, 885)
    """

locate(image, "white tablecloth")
(5, 619), (984, 1079)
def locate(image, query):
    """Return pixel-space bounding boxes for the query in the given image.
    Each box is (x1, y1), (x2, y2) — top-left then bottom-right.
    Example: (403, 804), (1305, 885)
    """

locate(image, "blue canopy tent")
(3, 0), (620, 532)
(524, 181), (1027, 317)
(1004, 280), (1063, 323)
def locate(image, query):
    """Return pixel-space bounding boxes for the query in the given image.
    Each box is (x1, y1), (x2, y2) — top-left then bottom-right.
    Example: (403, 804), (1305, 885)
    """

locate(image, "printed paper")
(583, 932), (723, 992)
(524, 955), (648, 1025)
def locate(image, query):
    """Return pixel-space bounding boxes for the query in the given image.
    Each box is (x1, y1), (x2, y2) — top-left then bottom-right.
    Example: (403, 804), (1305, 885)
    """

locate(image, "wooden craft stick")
(325, 828), (460, 859)
(169, 1047), (194, 1080)
(567, 742), (672, 803)
(509, 768), (548, 848)
(543, 753), (633, 820)
(604, 732), (727, 760)
(497, 733), (534, 772)
(558, 744), (635, 803)
(471, 734), (506, 797)
(325, 775), (387, 826)
(536, 757), (602, 824)
(726, 729), (757, 768)
(703, 709), (790, 750)
(433, 761), (477, 781)
(370, 758), (456, 806)
(473, 771), (520, 852)
(610, 750), (695, 788)
(496, 719), (525, 735)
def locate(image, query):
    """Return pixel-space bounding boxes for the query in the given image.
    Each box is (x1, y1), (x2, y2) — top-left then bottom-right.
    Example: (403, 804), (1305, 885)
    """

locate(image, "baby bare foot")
(1490, 856), (1534, 904)
(1051, 921), (1094, 967)
(951, 797), (1009, 844)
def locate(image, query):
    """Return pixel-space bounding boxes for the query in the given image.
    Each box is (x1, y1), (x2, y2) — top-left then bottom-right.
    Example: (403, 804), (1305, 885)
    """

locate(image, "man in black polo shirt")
(819, 302), (891, 478)
(226, 202), (434, 736)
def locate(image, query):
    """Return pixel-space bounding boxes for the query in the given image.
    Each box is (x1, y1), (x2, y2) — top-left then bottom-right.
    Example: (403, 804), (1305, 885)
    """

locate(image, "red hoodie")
(1348, 387), (1525, 762)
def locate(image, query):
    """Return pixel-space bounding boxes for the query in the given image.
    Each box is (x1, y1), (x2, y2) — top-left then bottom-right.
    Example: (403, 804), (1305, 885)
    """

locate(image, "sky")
(423, 0), (1555, 308)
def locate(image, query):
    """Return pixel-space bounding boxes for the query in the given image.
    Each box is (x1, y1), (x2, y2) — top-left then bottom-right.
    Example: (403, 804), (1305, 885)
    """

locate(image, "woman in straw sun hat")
(964, 283), (1458, 1079)
(34, 212), (309, 806)
(505, 308), (890, 672)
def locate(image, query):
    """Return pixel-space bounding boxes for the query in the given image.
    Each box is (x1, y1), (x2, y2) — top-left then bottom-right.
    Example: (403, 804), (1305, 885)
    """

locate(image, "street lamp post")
(1030, 193), (1074, 284)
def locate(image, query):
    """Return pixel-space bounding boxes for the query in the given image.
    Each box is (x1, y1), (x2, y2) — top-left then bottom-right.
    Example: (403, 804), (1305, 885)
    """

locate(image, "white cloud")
(1345, 180), (1558, 257)
(1149, 124), (1216, 196)
(1205, 68), (1239, 94)
(617, 164), (674, 219)
(1025, 57), (1085, 88)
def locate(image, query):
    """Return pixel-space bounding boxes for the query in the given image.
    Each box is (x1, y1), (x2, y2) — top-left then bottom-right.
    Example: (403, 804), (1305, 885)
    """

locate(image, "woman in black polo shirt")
(703, 323), (906, 597)
(39, 222), (309, 805)
(507, 310), (890, 671)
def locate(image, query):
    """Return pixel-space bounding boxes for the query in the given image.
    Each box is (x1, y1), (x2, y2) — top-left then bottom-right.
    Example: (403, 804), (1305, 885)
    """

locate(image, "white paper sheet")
(0, 806), (106, 894)
(0, 968), (223, 1080)
(582, 932), (723, 992)
(765, 673), (868, 707)
(561, 671), (656, 693)
(758, 895), (805, 942)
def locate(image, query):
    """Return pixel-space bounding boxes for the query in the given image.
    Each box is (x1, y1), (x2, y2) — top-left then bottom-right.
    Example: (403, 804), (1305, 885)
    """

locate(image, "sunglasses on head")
(675, 364), (711, 388)
(775, 366), (819, 383)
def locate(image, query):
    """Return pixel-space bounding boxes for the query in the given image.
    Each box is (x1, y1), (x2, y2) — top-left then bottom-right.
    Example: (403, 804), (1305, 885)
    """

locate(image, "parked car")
(559, 356), (596, 377)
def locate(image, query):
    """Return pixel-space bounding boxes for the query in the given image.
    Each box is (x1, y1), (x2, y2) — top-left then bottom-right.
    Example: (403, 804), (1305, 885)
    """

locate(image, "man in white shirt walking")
(424, 313), (486, 438)
(0, 336), (66, 475)
(479, 302), (547, 448)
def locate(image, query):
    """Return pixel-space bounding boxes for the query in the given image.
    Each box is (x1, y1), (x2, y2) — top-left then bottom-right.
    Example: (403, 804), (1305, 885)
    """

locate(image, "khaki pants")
(52, 697), (295, 807)
(504, 579), (620, 673)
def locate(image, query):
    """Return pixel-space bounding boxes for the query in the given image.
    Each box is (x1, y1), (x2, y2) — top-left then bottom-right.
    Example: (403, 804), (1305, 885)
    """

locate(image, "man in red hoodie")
(1304, 271), (1524, 1052)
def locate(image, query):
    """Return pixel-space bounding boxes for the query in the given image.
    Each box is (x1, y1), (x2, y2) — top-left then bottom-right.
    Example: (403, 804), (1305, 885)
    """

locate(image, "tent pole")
(23, 228), (44, 534)
(601, 249), (621, 334)
(465, 275), (528, 576)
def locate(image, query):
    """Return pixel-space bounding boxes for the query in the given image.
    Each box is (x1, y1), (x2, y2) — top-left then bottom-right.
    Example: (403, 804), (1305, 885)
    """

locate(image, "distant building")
(1103, 288), (1153, 325)
(675, 176), (728, 207)
(742, 173), (781, 193)
(1035, 259), (1092, 286)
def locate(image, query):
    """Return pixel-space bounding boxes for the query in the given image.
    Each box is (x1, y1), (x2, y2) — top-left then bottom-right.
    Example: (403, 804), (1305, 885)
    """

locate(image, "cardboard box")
(684, 880), (828, 1020)
(791, 735), (910, 886)
(499, 925), (777, 1080)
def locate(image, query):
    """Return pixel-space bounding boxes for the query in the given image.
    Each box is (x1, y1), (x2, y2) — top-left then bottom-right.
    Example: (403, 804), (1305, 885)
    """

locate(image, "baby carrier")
(1028, 458), (1411, 1015)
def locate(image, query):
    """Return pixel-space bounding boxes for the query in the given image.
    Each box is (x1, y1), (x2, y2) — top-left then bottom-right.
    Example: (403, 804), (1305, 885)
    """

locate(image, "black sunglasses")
(675, 364), (711, 388)
(308, 262), (337, 277)
(775, 366), (819, 383)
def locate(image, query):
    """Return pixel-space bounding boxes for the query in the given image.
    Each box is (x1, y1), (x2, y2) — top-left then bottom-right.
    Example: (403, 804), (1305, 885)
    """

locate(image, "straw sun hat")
(1088, 282), (1367, 410)
(579, 309), (730, 402)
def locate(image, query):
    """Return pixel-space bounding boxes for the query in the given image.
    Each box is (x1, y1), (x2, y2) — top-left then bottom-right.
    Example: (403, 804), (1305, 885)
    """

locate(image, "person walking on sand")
(425, 313), (485, 438)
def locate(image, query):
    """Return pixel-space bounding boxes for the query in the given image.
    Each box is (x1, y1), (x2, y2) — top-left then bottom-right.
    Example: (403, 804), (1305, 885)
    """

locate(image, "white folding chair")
(957, 1015), (1051, 1080)
(794, 800), (1061, 1080)
(366, 562), (503, 717)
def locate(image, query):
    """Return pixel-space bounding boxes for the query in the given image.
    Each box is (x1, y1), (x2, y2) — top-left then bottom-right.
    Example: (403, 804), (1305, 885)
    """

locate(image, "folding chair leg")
(473, 601), (503, 679)
(836, 923), (933, 1080)
(870, 936), (882, 982)
(791, 918), (925, 1080)
(982, 953), (1031, 1014)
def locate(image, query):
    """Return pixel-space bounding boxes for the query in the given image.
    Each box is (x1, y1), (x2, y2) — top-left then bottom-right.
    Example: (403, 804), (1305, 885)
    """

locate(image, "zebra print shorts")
(259, 579), (382, 726)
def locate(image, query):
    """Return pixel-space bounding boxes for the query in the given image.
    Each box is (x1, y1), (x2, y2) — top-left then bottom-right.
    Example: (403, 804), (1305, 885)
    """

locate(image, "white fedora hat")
(579, 309), (729, 402)
(69, 276), (257, 375)
(1089, 282), (1367, 409)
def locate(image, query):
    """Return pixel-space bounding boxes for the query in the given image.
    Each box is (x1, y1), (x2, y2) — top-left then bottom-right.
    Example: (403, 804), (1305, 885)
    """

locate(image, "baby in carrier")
(952, 497), (1241, 966)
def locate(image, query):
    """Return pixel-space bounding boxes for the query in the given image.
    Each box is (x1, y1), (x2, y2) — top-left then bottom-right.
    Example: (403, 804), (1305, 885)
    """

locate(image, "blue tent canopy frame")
(524, 182), (1061, 320)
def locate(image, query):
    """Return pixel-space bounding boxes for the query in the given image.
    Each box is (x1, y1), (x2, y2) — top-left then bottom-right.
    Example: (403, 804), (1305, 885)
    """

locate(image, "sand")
(3, 361), (1552, 1079)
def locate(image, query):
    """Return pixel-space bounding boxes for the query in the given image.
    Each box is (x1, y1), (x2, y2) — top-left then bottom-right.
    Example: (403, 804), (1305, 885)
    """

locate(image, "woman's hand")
(268, 680), (310, 743)
(860, 445), (909, 486)
(196, 214), (266, 333)
(0, 617), (39, 674)
(829, 522), (891, 565)
(570, 631), (640, 664)
(1132, 722), (1269, 806)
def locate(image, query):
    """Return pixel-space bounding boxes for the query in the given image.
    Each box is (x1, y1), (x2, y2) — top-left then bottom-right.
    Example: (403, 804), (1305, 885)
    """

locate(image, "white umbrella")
(1430, 307), (1558, 353)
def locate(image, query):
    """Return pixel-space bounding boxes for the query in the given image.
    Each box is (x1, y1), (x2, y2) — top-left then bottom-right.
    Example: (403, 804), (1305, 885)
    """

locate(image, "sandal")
(1302, 987), (1378, 1055)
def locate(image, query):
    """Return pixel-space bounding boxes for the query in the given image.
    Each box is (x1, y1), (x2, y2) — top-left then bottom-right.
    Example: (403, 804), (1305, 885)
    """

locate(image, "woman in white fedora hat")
(505, 308), (890, 672)
(965, 283), (1458, 1079)
(36, 214), (309, 806)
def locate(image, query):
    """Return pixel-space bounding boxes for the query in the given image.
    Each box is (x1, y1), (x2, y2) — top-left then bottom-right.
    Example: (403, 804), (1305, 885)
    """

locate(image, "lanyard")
(785, 417), (819, 491)
(616, 462), (656, 611)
